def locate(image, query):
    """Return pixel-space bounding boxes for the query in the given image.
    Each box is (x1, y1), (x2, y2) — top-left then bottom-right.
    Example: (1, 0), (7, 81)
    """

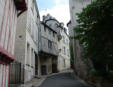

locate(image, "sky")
(36, 0), (70, 27)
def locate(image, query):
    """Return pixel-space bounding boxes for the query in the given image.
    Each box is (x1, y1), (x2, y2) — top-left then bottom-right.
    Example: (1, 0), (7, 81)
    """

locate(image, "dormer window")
(49, 24), (52, 27)
(55, 24), (58, 28)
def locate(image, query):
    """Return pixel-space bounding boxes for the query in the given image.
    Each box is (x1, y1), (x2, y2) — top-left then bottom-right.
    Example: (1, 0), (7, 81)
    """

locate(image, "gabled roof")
(41, 22), (57, 33)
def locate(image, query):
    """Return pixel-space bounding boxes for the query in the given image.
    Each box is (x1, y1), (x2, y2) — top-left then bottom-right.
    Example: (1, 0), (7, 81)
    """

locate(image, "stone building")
(57, 27), (70, 71)
(68, 0), (93, 79)
(9, 0), (40, 84)
(0, 0), (27, 87)
(39, 22), (58, 75)
(41, 14), (70, 73)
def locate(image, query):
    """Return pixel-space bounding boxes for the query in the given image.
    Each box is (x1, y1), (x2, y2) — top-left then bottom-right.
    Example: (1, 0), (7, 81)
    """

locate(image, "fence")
(9, 62), (24, 86)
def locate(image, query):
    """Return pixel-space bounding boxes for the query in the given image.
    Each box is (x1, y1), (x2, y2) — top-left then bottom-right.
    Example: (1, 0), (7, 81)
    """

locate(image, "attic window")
(49, 24), (52, 27)
(72, 6), (75, 9)
(19, 35), (22, 38)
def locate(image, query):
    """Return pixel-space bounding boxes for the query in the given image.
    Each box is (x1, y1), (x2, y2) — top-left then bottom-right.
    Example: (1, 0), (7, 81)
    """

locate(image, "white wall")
(69, 0), (92, 28)
(14, 0), (40, 82)
(24, 0), (40, 82)
(58, 29), (71, 71)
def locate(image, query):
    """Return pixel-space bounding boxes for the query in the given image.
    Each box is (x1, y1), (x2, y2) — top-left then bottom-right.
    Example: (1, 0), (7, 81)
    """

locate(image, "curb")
(32, 77), (47, 87)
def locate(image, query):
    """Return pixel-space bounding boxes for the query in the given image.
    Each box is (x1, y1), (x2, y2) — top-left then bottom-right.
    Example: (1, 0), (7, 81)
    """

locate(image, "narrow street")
(0, 0), (112, 87)
(39, 71), (91, 87)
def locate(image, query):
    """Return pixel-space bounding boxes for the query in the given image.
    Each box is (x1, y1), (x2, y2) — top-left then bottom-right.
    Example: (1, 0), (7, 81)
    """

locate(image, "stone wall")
(69, 0), (93, 80)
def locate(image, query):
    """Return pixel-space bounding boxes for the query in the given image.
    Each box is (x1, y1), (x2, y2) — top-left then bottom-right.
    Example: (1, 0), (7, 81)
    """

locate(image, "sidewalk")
(20, 77), (46, 87)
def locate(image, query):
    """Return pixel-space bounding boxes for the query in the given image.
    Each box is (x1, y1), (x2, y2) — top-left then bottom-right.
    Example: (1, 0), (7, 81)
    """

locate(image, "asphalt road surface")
(39, 72), (91, 87)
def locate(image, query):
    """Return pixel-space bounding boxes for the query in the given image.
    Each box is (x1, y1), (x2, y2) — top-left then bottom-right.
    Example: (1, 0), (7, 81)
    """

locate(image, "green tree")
(74, 0), (113, 77)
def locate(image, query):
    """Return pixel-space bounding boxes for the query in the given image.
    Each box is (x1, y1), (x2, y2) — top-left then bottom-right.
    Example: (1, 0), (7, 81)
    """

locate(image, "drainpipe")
(37, 17), (41, 77)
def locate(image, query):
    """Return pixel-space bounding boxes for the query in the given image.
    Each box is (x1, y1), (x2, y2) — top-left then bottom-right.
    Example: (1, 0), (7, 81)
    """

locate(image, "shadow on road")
(39, 71), (91, 87)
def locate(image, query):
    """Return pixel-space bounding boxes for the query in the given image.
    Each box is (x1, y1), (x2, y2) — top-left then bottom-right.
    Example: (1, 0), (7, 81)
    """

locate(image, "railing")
(9, 62), (24, 86)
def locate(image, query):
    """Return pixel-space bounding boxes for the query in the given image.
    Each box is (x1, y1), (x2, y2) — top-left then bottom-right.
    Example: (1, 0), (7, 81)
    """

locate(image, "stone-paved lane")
(39, 72), (91, 87)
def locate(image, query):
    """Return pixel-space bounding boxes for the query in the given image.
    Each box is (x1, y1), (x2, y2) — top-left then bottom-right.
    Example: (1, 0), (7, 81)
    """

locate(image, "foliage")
(74, 0), (113, 76)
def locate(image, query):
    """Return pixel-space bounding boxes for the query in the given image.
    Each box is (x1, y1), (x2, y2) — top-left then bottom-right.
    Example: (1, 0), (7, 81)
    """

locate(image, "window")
(44, 26), (46, 32)
(49, 29), (51, 34)
(62, 36), (65, 43)
(63, 47), (66, 54)
(31, 1), (34, 15)
(28, 18), (31, 33)
(67, 49), (69, 56)
(48, 40), (52, 49)
(63, 59), (66, 67)
(53, 32), (55, 37)
(49, 24), (52, 27)
(27, 43), (30, 65)
(31, 5), (34, 15)
(31, 19), (34, 38)
(31, 49), (34, 67)
(72, 6), (75, 9)
(66, 38), (69, 45)
(55, 24), (58, 28)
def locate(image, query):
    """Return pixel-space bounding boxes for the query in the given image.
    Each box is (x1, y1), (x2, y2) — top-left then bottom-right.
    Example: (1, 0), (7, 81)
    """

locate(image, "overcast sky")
(36, 0), (70, 27)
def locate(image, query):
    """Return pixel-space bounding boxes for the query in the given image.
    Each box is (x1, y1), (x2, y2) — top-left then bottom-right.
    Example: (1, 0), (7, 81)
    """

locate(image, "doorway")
(35, 54), (38, 76)
(52, 58), (58, 73)
(41, 65), (47, 75)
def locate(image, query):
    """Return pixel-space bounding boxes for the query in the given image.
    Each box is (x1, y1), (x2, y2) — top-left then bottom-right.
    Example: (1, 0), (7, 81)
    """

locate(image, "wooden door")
(35, 54), (38, 76)
(41, 65), (47, 75)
